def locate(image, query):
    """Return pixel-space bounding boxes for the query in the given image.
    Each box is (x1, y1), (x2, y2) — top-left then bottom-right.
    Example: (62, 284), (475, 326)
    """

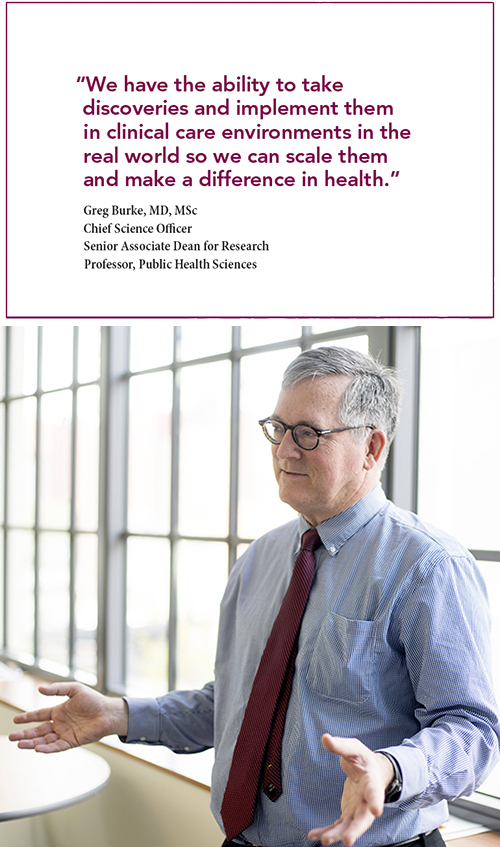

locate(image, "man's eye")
(298, 427), (316, 442)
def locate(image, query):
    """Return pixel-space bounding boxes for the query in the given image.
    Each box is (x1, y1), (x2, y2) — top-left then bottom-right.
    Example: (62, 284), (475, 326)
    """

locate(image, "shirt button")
(329, 545), (336, 553)
(184, 746), (190, 751)
(139, 736), (147, 742)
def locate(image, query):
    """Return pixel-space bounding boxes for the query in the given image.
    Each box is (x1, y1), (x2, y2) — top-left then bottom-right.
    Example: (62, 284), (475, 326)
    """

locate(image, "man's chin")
(278, 483), (306, 514)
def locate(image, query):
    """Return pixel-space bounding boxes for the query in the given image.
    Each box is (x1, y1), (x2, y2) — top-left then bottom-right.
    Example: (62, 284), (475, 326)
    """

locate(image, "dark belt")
(385, 832), (440, 847)
(222, 829), (445, 847)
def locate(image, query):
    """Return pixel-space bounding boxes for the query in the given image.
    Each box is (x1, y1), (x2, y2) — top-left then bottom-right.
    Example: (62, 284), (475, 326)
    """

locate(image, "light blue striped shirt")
(125, 485), (500, 847)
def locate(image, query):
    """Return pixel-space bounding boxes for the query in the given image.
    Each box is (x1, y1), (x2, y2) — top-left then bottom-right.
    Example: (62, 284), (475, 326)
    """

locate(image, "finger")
(364, 783), (385, 818)
(341, 779), (384, 821)
(341, 812), (377, 846)
(34, 739), (72, 754)
(10, 721), (55, 739)
(9, 724), (59, 746)
(309, 812), (375, 847)
(308, 820), (345, 845)
(322, 735), (366, 760)
(12, 731), (67, 752)
(309, 814), (354, 841)
(38, 682), (75, 698)
(308, 818), (342, 841)
(12, 708), (54, 725)
(17, 735), (56, 749)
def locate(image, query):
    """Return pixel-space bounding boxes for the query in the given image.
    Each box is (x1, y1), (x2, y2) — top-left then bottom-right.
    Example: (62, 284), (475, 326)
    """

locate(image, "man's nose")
(275, 429), (302, 459)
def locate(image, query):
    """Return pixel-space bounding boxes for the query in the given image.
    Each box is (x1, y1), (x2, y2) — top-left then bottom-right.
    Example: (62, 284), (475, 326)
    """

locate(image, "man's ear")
(363, 429), (387, 470)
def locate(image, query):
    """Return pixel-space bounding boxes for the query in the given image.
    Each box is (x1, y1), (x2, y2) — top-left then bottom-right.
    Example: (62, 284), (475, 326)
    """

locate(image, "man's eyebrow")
(272, 415), (322, 429)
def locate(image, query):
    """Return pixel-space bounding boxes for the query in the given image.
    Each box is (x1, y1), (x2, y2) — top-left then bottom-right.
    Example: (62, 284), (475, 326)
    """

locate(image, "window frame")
(0, 326), (101, 681)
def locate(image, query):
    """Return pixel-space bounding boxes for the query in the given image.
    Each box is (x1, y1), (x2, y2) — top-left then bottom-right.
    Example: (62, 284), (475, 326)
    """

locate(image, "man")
(10, 347), (500, 847)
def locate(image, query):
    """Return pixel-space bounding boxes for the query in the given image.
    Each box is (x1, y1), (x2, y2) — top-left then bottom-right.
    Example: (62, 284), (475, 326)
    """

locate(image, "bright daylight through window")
(417, 322), (500, 813)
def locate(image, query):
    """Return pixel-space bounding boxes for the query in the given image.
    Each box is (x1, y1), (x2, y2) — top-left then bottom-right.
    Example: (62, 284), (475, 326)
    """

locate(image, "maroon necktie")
(220, 528), (321, 841)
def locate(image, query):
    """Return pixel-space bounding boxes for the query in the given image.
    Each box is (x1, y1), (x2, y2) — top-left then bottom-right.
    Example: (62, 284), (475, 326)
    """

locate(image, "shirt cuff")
(377, 744), (428, 804)
(121, 697), (161, 743)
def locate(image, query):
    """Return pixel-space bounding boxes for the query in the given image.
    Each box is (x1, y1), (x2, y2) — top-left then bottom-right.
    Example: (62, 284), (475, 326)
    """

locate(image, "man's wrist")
(377, 751), (403, 803)
(107, 696), (129, 737)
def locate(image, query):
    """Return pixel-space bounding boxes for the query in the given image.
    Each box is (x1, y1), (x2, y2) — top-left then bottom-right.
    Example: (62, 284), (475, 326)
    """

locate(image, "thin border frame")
(4, 1), (496, 319)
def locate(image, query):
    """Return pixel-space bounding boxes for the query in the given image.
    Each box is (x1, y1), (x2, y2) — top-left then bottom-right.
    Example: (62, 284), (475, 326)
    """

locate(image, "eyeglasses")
(258, 418), (375, 451)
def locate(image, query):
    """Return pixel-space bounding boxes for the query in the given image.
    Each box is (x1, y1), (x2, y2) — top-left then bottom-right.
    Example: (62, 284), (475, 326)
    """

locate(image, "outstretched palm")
(308, 735), (393, 846)
(9, 682), (125, 753)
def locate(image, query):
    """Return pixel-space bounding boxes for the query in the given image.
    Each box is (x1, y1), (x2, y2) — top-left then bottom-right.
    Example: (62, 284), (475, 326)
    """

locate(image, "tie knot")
(301, 528), (321, 553)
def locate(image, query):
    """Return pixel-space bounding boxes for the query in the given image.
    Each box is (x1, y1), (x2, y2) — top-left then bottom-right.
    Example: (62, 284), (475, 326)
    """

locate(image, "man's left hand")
(308, 734), (395, 847)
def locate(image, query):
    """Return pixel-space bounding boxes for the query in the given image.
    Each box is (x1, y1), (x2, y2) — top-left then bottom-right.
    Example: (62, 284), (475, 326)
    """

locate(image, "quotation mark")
(385, 170), (400, 186)
(76, 76), (87, 83)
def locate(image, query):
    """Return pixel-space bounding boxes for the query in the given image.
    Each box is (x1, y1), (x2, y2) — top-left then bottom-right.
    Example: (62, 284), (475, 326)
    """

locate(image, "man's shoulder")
(222, 518), (302, 606)
(383, 500), (473, 562)
(230, 517), (301, 576)
(246, 517), (301, 553)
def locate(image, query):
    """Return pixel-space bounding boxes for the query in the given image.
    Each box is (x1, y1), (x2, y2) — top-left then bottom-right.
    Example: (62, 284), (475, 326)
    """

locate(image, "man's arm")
(123, 682), (215, 752)
(10, 680), (216, 755)
(383, 553), (500, 807)
(309, 554), (499, 845)
(9, 682), (129, 752)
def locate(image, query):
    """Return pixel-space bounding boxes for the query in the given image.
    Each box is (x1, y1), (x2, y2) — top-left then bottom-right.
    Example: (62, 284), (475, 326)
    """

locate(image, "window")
(418, 321), (500, 821)
(0, 326), (101, 682)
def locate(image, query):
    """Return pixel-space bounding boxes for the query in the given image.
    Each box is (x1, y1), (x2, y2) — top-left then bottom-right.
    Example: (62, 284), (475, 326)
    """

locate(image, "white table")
(0, 736), (111, 821)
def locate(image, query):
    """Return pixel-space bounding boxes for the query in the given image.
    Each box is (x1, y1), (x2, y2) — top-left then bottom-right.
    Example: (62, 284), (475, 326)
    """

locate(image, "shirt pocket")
(306, 612), (378, 704)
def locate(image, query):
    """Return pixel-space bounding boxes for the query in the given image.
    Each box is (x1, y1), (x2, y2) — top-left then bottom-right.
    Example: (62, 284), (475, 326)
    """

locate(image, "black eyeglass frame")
(258, 418), (375, 451)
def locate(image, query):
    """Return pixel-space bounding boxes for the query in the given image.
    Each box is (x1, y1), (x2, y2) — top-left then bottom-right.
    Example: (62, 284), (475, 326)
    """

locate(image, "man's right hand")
(8, 682), (129, 753)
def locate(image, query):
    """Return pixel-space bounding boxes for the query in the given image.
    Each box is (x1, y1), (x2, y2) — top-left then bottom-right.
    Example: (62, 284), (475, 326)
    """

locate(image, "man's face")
(271, 376), (376, 526)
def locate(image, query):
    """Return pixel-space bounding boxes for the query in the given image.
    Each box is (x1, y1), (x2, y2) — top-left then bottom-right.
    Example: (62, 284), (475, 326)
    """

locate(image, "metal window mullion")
(68, 328), (78, 675)
(2, 330), (10, 650)
(228, 327), (241, 572)
(33, 327), (43, 663)
(307, 326), (374, 345)
(168, 326), (182, 691)
(469, 550), (500, 562)
(97, 327), (130, 695)
(300, 326), (313, 349)
(382, 327), (421, 512)
(96, 330), (108, 692)
(360, 326), (393, 502)
(127, 531), (254, 544)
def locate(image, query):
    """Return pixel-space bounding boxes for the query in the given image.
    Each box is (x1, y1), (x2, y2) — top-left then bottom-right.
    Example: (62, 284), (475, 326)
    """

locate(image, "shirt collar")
(297, 484), (388, 555)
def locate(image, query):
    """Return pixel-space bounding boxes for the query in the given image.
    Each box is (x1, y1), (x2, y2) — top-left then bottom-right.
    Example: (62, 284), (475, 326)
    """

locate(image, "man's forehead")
(273, 374), (352, 418)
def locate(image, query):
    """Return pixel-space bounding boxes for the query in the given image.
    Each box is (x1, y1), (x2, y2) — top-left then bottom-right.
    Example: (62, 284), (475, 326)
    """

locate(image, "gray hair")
(282, 346), (402, 466)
